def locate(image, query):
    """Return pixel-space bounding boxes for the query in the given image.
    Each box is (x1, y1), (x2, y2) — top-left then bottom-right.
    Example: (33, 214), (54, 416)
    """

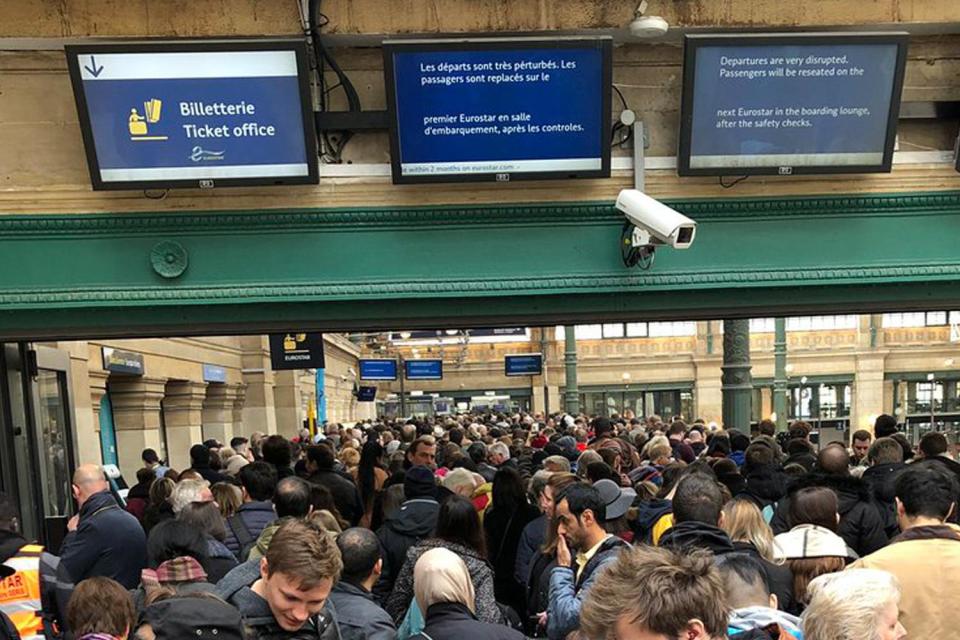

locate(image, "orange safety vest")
(0, 544), (43, 640)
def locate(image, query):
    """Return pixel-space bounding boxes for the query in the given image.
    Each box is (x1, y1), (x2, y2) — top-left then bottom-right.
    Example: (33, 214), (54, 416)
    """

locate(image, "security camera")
(629, 1), (669, 38)
(616, 189), (696, 268)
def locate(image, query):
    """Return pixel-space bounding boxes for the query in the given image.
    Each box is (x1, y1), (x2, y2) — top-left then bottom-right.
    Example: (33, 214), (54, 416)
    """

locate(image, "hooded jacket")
(659, 521), (736, 555)
(307, 470), (364, 527)
(633, 499), (672, 544)
(375, 499), (439, 598)
(58, 490), (147, 589)
(727, 606), (802, 640)
(547, 536), (629, 640)
(215, 560), (341, 640)
(384, 539), (502, 626)
(770, 474), (888, 557)
(861, 462), (908, 538)
(730, 542), (796, 616)
(740, 465), (789, 512)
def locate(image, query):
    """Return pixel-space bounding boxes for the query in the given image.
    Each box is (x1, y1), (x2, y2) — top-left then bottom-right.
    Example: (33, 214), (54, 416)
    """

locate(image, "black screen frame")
(383, 36), (613, 185)
(677, 32), (910, 177)
(65, 38), (319, 191)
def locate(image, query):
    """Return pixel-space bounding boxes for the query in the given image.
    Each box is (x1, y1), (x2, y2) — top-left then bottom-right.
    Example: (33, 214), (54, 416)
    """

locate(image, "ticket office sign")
(65, 40), (319, 190)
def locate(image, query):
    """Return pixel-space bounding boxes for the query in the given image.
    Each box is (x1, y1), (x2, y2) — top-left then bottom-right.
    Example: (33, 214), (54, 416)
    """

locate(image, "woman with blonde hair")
(409, 548), (524, 640)
(802, 569), (906, 640)
(722, 496), (797, 613)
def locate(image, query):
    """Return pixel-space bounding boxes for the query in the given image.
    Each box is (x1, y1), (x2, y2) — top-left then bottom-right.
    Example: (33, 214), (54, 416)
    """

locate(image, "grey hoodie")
(216, 560), (342, 640)
(728, 606), (802, 637)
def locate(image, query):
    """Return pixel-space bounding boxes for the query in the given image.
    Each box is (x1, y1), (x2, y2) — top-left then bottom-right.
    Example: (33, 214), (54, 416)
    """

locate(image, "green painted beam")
(0, 191), (958, 338)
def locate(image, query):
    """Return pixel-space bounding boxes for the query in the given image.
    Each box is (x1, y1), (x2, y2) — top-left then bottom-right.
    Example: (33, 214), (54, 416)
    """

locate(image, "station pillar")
(163, 380), (208, 471)
(108, 376), (167, 481)
(722, 319), (753, 431)
(773, 317), (788, 432)
(564, 326), (580, 415)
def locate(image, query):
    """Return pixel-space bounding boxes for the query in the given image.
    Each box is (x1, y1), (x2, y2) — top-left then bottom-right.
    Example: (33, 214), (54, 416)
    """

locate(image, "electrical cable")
(719, 175), (750, 189)
(308, 0), (360, 163)
(612, 84), (630, 112)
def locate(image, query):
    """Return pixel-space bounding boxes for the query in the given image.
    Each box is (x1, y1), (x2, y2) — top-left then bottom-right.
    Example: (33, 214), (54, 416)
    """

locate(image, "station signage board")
(269, 333), (326, 370)
(505, 353), (543, 376)
(202, 364), (227, 383)
(102, 347), (144, 375)
(405, 359), (443, 380)
(65, 39), (318, 190)
(359, 359), (399, 381)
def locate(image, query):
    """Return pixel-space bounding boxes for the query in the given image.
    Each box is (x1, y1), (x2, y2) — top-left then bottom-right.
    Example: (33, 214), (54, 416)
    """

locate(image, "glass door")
(31, 346), (77, 553)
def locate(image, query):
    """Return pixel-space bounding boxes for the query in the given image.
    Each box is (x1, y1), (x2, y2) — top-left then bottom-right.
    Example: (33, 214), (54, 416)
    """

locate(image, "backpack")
(226, 515), (256, 562)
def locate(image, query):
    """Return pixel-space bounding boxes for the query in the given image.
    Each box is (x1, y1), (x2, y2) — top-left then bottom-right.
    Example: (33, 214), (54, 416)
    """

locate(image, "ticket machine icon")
(129, 99), (168, 141)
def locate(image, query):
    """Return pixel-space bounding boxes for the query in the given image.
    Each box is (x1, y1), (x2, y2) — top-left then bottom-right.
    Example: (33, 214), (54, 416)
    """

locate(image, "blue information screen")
(385, 38), (611, 182)
(360, 359), (399, 381)
(405, 359), (443, 380)
(66, 42), (317, 189)
(357, 386), (377, 402)
(505, 354), (543, 376)
(681, 34), (907, 175)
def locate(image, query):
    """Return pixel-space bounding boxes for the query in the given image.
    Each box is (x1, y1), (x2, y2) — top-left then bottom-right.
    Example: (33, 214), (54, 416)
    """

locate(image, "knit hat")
(386, 440), (401, 455)
(404, 465), (437, 499)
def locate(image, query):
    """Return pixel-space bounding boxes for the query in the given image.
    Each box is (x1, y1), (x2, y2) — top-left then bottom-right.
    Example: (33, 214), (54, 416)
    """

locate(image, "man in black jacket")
(659, 472), (796, 614)
(58, 464), (146, 588)
(771, 443), (888, 557)
(374, 466), (439, 599)
(306, 445), (364, 526)
(861, 437), (908, 538)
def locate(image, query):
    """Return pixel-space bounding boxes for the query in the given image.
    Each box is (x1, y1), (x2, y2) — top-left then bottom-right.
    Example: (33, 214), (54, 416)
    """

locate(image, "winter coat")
(385, 539), (502, 625)
(783, 451), (816, 473)
(547, 536), (629, 640)
(247, 520), (282, 562)
(484, 501), (540, 615)
(59, 490), (147, 589)
(0, 612), (16, 640)
(204, 537), (239, 584)
(861, 462), (908, 538)
(850, 523), (960, 640)
(670, 438), (696, 464)
(328, 581), (395, 640)
(659, 521), (736, 555)
(223, 501), (278, 558)
(307, 470), (365, 527)
(525, 549), (556, 631)
(409, 602), (525, 640)
(216, 560), (342, 640)
(771, 474), (888, 557)
(188, 464), (231, 486)
(142, 501), (175, 536)
(739, 465), (789, 513)
(514, 514), (547, 585)
(375, 498), (440, 598)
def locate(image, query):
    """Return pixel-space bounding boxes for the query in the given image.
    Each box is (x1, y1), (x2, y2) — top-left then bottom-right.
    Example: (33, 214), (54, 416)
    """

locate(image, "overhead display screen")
(65, 39), (319, 190)
(359, 359), (398, 381)
(678, 32), (908, 176)
(505, 354), (543, 376)
(384, 37), (612, 184)
(405, 359), (443, 380)
(356, 386), (377, 402)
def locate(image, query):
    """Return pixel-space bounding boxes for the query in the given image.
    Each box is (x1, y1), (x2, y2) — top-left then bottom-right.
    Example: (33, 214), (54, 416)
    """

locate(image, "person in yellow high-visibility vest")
(0, 494), (43, 640)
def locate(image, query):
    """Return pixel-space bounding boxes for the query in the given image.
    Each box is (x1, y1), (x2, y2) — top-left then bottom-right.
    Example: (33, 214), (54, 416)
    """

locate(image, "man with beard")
(546, 483), (629, 640)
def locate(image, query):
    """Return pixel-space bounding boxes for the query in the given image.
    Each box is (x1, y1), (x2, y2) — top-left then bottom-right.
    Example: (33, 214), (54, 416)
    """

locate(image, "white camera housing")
(615, 189), (697, 249)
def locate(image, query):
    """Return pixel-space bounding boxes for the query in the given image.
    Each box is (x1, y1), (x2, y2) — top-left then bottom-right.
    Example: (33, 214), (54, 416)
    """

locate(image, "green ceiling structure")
(1, 190), (959, 339)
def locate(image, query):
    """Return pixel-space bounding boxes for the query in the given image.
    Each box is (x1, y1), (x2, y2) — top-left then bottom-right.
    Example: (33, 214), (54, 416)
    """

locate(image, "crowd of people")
(2, 410), (958, 639)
